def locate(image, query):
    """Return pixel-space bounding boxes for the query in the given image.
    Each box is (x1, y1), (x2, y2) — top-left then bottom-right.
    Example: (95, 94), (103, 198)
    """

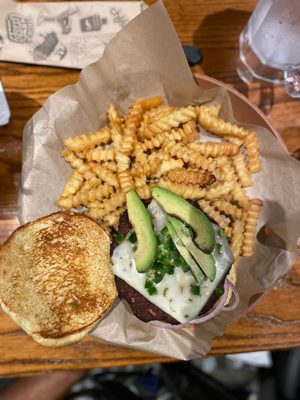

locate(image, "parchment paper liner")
(20, 1), (300, 359)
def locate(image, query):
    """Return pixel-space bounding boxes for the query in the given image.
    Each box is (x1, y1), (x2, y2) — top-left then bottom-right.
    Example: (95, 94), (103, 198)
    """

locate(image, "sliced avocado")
(166, 220), (204, 285)
(126, 190), (157, 272)
(168, 216), (216, 282)
(151, 187), (215, 253)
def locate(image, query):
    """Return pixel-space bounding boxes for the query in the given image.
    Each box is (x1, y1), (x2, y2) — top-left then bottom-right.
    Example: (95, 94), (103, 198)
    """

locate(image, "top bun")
(0, 212), (117, 347)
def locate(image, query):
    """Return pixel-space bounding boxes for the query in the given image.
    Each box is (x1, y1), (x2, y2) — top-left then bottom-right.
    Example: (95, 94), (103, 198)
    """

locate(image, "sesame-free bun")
(0, 212), (117, 347)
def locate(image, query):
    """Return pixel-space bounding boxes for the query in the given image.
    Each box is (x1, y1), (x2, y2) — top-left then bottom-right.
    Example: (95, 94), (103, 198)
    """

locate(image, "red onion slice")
(149, 278), (239, 330)
(221, 279), (240, 312)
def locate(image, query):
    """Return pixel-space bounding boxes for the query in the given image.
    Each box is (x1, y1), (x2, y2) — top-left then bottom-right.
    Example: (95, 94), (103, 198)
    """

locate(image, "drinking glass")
(237, 0), (300, 98)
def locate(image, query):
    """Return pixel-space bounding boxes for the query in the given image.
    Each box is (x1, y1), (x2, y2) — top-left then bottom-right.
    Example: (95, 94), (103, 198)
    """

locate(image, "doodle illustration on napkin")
(6, 13), (33, 43)
(0, 1), (145, 68)
(37, 7), (79, 34)
(110, 8), (129, 27)
(33, 32), (67, 61)
(80, 15), (107, 32)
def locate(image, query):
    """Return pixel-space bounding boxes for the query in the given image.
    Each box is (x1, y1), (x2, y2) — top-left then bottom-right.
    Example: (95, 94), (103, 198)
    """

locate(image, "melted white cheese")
(111, 231), (231, 324)
(147, 200), (167, 233)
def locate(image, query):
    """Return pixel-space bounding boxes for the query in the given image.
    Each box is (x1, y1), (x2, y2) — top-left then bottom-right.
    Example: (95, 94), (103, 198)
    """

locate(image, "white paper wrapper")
(0, 0), (145, 68)
(19, 1), (300, 359)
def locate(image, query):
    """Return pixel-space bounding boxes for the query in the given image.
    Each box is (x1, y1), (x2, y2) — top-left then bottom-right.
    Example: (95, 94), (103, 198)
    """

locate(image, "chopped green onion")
(146, 226), (196, 292)
(219, 229), (226, 238)
(215, 243), (222, 254)
(191, 285), (200, 295)
(160, 227), (169, 236)
(156, 254), (169, 264)
(144, 280), (153, 289)
(154, 272), (164, 284)
(147, 286), (158, 295)
(166, 265), (175, 275)
(113, 233), (125, 244)
(128, 231), (137, 244)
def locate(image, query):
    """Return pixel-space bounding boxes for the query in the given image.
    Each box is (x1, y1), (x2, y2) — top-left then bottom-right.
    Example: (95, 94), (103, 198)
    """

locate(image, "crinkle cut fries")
(56, 96), (263, 290)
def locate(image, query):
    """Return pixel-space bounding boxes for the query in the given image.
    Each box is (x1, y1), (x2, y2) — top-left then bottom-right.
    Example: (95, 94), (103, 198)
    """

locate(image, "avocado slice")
(151, 187), (216, 253)
(168, 216), (216, 282)
(126, 190), (157, 272)
(166, 220), (204, 285)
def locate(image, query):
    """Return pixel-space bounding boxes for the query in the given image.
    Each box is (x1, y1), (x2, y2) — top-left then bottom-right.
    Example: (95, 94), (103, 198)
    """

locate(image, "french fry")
(60, 170), (84, 198)
(167, 168), (215, 187)
(55, 196), (73, 210)
(188, 141), (239, 157)
(143, 106), (197, 138)
(230, 219), (245, 260)
(182, 120), (198, 143)
(64, 127), (111, 152)
(198, 103), (221, 118)
(242, 199), (263, 256)
(81, 176), (101, 191)
(198, 199), (232, 237)
(232, 153), (253, 187)
(163, 139), (217, 173)
(147, 105), (175, 122)
(131, 157), (161, 177)
(154, 158), (184, 178)
(231, 182), (250, 209)
(73, 184), (114, 207)
(118, 170), (134, 193)
(58, 98), (262, 247)
(123, 100), (144, 138)
(103, 205), (127, 228)
(226, 135), (244, 147)
(102, 161), (118, 172)
(82, 147), (115, 162)
(140, 96), (164, 110)
(61, 149), (90, 174)
(203, 180), (234, 200)
(135, 176), (152, 199)
(244, 131), (261, 173)
(212, 199), (245, 221)
(108, 104), (123, 134)
(198, 106), (248, 139)
(157, 178), (206, 199)
(89, 163), (120, 188)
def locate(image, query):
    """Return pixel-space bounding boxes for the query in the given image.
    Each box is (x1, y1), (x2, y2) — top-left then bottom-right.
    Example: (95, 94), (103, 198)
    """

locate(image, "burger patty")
(112, 208), (223, 324)
(111, 212), (180, 324)
(115, 276), (179, 324)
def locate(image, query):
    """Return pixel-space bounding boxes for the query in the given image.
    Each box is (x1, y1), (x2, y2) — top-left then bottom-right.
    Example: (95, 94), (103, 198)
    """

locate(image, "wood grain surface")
(0, 0), (299, 376)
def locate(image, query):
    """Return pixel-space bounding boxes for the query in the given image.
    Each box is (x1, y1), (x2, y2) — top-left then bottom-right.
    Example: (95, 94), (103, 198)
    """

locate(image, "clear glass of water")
(237, 0), (300, 98)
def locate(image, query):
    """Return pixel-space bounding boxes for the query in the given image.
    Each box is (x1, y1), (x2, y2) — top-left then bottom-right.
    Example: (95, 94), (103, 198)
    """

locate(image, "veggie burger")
(111, 187), (234, 325)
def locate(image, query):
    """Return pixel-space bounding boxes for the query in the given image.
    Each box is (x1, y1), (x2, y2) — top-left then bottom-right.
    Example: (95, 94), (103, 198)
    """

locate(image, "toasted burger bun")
(0, 212), (117, 347)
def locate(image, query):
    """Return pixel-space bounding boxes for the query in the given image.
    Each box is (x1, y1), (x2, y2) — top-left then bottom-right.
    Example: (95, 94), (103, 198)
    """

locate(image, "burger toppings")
(167, 216), (216, 282)
(126, 190), (157, 272)
(145, 226), (195, 295)
(112, 188), (234, 324)
(152, 187), (216, 253)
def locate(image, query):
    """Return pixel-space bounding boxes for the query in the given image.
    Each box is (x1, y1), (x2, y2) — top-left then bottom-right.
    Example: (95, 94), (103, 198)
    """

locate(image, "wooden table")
(0, 0), (299, 376)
